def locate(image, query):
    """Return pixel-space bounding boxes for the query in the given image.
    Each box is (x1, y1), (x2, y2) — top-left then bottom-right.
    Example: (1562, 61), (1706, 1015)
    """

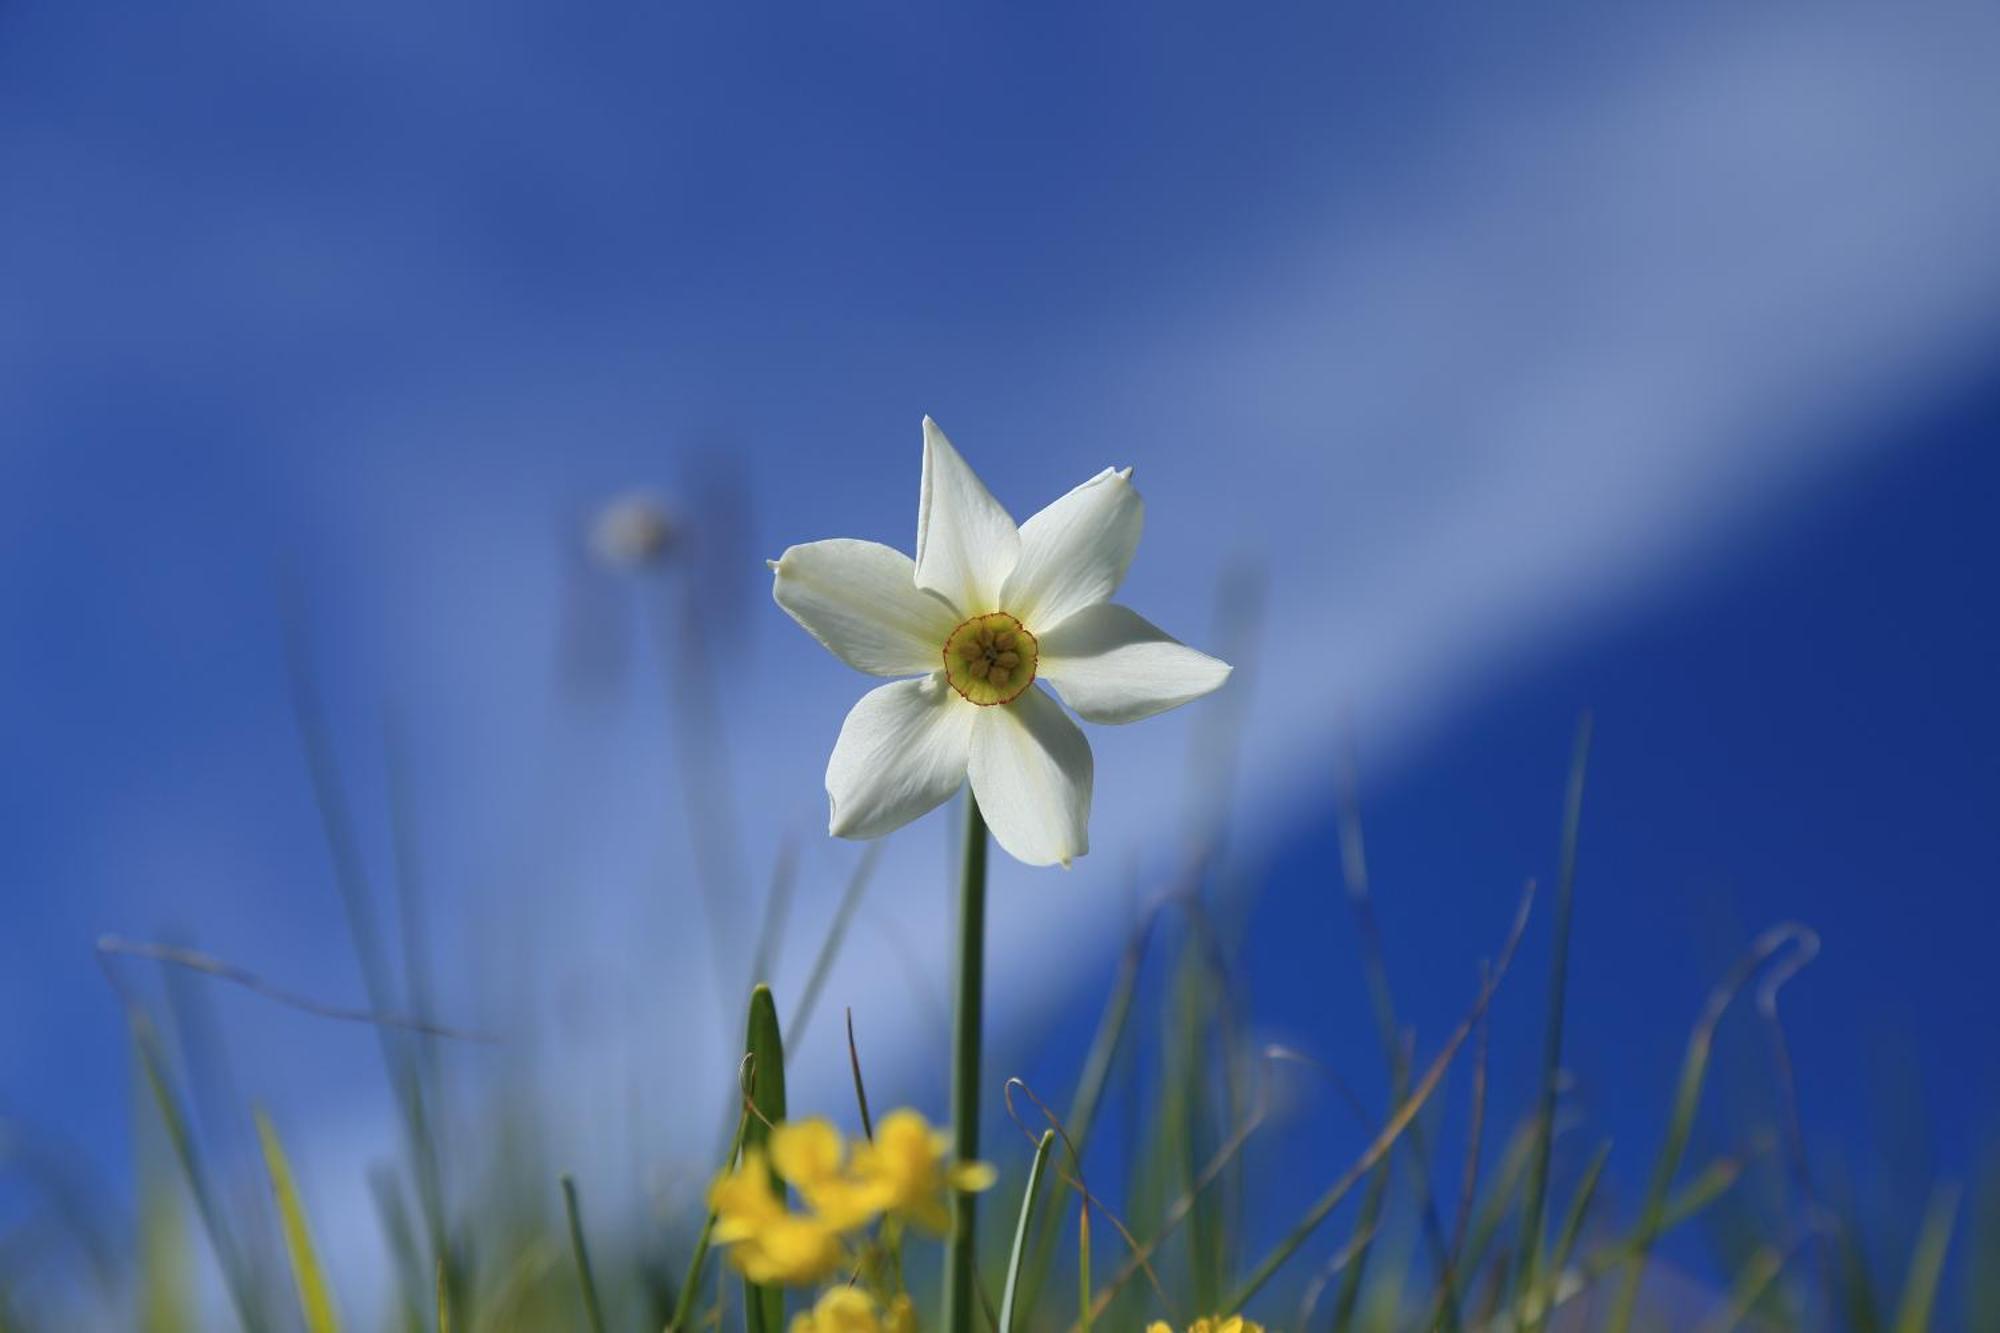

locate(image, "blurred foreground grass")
(1, 520), (1989, 1332)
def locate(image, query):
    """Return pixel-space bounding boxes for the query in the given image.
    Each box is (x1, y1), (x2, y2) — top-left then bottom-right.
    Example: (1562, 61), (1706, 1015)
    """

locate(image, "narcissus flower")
(789, 1287), (918, 1333)
(1146, 1318), (1265, 1333)
(771, 418), (1231, 866)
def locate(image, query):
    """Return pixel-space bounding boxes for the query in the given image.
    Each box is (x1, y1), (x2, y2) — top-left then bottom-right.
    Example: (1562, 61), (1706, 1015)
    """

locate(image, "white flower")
(770, 417), (1231, 867)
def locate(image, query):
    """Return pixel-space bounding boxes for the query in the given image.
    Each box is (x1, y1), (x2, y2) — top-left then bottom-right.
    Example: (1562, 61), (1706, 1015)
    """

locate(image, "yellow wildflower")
(708, 1148), (844, 1285)
(789, 1287), (917, 1333)
(769, 1118), (877, 1230)
(1145, 1319), (1265, 1333)
(848, 1109), (996, 1234)
(709, 1148), (786, 1244)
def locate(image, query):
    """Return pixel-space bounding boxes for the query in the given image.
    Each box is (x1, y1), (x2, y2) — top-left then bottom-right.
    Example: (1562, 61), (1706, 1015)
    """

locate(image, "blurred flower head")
(707, 1147), (845, 1284)
(587, 491), (680, 570)
(707, 1110), (991, 1284)
(788, 1287), (917, 1333)
(847, 1108), (996, 1235)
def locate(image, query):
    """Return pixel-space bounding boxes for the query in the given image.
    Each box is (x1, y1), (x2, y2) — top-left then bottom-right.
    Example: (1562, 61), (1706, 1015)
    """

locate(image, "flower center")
(942, 612), (1038, 706)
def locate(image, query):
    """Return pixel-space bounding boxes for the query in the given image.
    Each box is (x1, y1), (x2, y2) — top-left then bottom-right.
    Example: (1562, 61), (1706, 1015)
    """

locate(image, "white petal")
(1037, 603), (1232, 725)
(915, 417), (1019, 612)
(1001, 467), (1143, 631)
(772, 539), (959, 677)
(826, 675), (974, 839)
(968, 686), (1092, 867)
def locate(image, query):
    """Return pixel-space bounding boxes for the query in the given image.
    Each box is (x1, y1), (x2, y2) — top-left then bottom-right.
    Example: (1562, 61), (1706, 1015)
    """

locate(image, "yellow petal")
(770, 1118), (845, 1186)
(948, 1161), (997, 1193)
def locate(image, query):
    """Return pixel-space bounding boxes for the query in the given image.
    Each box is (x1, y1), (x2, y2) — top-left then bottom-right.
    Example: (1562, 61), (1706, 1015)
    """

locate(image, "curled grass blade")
(1606, 925), (1817, 1333)
(999, 1130), (1056, 1333)
(1294, 1218), (1380, 1329)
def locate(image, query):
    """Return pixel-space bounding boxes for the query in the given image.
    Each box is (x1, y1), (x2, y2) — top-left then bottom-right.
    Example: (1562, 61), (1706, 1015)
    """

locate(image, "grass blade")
(1077, 1207), (1092, 1333)
(1335, 745), (1460, 1327)
(999, 1131), (1056, 1333)
(1516, 712), (1593, 1318)
(255, 1110), (340, 1333)
(131, 1017), (266, 1332)
(788, 842), (884, 1045)
(1692, 1245), (1789, 1333)
(668, 1083), (754, 1333)
(743, 984), (789, 1333)
(846, 1008), (875, 1141)
(1216, 881), (1534, 1314)
(1016, 908), (1158, 1320)
(1547, 1141), (1612, 1287)
(1607, 926), (1814, 1333)
(1892, 1184), (1960, 1333)
(561, 1175), (608, 1333)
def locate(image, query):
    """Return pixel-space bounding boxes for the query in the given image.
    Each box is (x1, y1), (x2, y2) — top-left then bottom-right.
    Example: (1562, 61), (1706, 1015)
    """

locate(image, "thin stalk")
(651, 576), (752, 1024)
(1547, 1141), (1613, 1290)
(668, 1101), (752, 1333)
(1516, 712), (1593, 1316)
(846, 1008), (876, 1142)
(1335, 753), (1459, 1326)
(1015, 911), (1156, 1320)
(561, 1176), (607, 1333)
(789, 843), (885, 1045)
(1214, 881), (1533, 1317)
(942, 794), (990, 1333)
(1077, 1209), (1092, 1333)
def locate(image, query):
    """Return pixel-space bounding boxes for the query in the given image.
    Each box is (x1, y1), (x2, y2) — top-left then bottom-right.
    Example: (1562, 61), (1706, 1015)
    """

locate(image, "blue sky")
(4, 0), (1999, 1312)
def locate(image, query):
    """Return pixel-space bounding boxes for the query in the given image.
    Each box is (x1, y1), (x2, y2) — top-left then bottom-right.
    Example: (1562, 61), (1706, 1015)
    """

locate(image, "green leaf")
(255, 1109), (341, 1333)
(743, 984), (788, 1333)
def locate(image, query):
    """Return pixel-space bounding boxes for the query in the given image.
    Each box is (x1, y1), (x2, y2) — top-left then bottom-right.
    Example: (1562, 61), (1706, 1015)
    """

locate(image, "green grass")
(4, 609), (1982, 1330)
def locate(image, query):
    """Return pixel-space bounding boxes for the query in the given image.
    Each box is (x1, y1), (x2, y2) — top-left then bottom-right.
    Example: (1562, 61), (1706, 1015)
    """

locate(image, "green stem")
(667, 1105), (751, 1333)
(942, 793), (990, 1333)
(560, 1176), (606, 1333)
